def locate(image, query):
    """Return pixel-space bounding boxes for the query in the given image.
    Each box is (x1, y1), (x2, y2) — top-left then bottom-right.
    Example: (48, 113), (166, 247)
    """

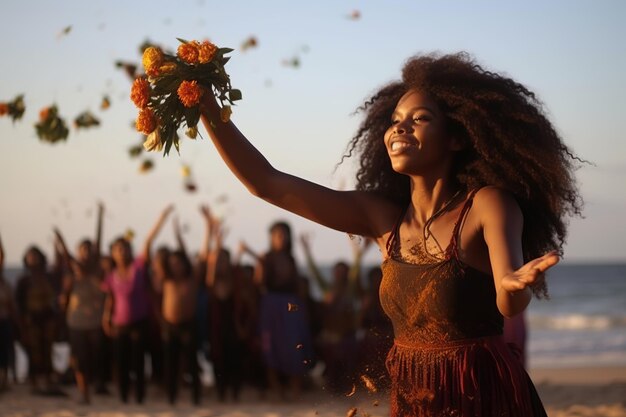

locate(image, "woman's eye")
(414, 116), (428, 122)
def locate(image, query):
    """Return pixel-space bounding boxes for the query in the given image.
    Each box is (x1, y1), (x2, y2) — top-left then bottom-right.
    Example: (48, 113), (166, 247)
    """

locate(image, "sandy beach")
(0, 366), (624, 417)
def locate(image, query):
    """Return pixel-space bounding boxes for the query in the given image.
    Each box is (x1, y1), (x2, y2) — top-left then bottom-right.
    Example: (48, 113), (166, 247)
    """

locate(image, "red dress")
(380, 191), (547, 417)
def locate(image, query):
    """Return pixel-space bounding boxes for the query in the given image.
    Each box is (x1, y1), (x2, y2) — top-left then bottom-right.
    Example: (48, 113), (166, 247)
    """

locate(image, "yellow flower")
(180, 165), (191, 178)
(0, 103), (8, 116)
(177, 42), (199, 64)
(130, 77), (151, 109)
(159, 61), (177, 74)
(198, 40), (218, 64)
(220, 105), (232, 123)
(143, 129), (163, 152)
(177, 80), (203, 108)
(136, 108), (157, 135)
(142, 46), (163, 77)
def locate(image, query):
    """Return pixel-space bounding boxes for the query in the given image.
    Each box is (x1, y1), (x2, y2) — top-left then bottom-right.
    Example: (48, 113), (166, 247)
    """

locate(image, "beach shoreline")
(1, 366), (624, 417)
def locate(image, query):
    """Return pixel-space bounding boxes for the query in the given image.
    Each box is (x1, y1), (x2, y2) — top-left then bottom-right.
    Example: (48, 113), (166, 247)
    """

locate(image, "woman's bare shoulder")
(472, 186), (523, 225)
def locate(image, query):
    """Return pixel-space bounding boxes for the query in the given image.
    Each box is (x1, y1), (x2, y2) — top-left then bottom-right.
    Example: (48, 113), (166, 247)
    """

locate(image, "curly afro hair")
(342, 52), (584, 297)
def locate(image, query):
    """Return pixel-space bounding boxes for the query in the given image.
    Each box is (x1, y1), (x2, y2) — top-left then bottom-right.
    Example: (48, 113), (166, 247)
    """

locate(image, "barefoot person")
(197, 52), (582, 415)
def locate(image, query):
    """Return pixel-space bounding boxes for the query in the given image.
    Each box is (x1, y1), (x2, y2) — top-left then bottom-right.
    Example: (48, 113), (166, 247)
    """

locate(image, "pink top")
(104, 257), (151, 326)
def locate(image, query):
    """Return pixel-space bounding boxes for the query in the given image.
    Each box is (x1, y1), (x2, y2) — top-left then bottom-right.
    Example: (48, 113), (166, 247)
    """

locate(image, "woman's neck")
(408, 176), (459, 225)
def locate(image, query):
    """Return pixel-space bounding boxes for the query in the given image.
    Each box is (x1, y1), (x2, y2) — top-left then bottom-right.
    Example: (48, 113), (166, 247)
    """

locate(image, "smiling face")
(384, 89), (457, 177)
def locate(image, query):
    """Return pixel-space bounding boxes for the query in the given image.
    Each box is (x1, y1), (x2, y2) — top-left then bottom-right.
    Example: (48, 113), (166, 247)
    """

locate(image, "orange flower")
(198, 40), (218, 64)
(130, 77), (151, 108)
(177, 80), (203, 108)
(136, 108), (157, 134)
(0, 103), (8, 116)
(142, 46), (163, 77)
(177, 42), (199, 64)
(39, 107), (50, 121)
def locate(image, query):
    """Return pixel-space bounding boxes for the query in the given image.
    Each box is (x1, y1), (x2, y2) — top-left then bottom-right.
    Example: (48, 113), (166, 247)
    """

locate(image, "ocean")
(3, 263), (625, 373)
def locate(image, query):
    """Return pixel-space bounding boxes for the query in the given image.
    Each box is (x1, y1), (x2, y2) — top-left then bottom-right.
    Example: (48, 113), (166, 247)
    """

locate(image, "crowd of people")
(0, 202), (395, 405)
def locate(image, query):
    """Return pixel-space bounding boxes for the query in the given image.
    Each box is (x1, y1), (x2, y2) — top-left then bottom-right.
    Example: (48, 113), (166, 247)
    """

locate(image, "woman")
(198, 52), (582, 416)
(255, 221), (313, 401)
(55, 202), (108, 404)
(159, 215), (202, 405)
(102, 205), (172, 404)
(15, 246), (62, 395)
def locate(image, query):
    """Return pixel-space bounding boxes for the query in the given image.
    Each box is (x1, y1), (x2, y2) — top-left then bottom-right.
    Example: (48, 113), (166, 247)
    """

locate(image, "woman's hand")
(499, 251), (560, 294)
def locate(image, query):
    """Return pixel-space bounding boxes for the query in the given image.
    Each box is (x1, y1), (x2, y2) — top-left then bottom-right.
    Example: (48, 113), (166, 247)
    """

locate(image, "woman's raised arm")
(199, 94), (396, 239)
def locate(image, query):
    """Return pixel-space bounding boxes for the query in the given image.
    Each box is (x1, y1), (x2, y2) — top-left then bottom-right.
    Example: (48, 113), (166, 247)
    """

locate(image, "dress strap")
(446, 188), (480, 259)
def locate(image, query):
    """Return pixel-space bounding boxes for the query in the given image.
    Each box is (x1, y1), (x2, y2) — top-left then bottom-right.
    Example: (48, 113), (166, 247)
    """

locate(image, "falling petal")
(185, 181), (198, 193)
(139, 159), (154, 173)
(360, 375), (377, 393)
(373, 400), (379, 407)
(240, 36), (258, 52)
(347, 10), (361, 20)
(101, 95), (111, 110)
(124, 229), (135, 241)
(57, 25), (72, 38)
(74, 111), (100, 129)
(345, 384), (356, 397)
(346, 407), (358, 417)
(215, 194), (229, 204)
(181, 165), (191, 178)
(287, 303), (299, 312)
(296, 343), (303, 350)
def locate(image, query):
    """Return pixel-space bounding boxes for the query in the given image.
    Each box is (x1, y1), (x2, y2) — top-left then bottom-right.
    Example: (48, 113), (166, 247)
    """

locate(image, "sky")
(1, 0), (625, 267)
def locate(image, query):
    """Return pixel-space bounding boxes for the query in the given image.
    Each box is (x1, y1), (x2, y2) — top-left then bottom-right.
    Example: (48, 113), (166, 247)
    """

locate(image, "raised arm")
(53, 227), (80, 276)
(205, 219), (225, 288)
(476, 187), (559, 317)
(0, 231), (4, 271)
(199, 94), (397, 239)
(198, 204), (214, 262)
(141, 205), (174, 261)
(94, 201), (104, 259)
(299, 233), (329, 294)
(173, 216), (189, 260)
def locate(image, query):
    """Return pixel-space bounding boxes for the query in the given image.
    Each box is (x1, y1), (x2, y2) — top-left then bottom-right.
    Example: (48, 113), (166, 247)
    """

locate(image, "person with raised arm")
(102, 205), (173, 404)
(54, 202), (108, 404)
(160, 214), (202, 405)
(198, 52), (583, 415)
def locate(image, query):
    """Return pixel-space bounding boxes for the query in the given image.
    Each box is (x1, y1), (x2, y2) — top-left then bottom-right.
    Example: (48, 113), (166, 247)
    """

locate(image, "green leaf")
(218, 47), (234, 54)
(229, 89), (242, 101)
(185, 106), (201, 128)
(176, 37), (189, 44)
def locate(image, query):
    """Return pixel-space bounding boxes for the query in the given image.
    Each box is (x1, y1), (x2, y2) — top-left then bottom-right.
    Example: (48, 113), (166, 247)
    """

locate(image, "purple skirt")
(259, 292), (313, 375)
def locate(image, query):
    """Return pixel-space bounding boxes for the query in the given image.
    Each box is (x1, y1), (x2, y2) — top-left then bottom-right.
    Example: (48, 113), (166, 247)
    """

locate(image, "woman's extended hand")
(500, 251), (560, 294)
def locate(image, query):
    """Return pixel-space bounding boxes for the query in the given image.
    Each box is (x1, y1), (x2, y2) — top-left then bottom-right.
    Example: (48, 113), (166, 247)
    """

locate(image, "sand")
(0, 367), (626, 417)
(1, 366), (624, 417)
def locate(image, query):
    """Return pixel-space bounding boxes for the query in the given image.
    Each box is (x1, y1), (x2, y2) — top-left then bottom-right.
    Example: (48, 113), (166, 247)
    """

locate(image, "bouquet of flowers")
(0, 94), (26, 122)
(131, 38), (241, 156)
(35, 105), (69, 144)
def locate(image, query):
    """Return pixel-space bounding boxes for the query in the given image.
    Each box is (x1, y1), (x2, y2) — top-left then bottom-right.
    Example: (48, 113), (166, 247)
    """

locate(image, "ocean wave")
(528, 314), (626, 330)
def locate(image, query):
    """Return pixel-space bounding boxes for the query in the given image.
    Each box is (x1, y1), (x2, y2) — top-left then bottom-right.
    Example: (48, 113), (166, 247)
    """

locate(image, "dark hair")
(343, 52), (584, 297)
(22, 246), (47, 270)
(269, 221), (293, 253)
(168, 250), (193, 277)
(109, 236), (134, 264)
